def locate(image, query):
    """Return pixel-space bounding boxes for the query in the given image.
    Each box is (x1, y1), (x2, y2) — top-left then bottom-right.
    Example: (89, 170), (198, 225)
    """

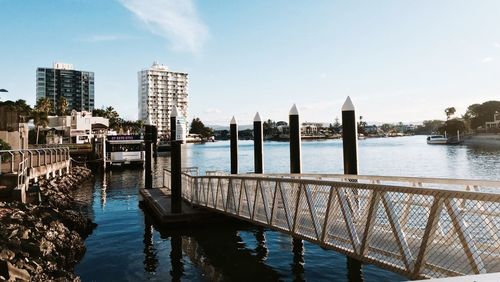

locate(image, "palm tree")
(32, 111), (49, 145)
(35, 97), (53, 115)
(56, 96), (69, 116)
(33, 97), (53, 144)
(445, 107), (456, 120)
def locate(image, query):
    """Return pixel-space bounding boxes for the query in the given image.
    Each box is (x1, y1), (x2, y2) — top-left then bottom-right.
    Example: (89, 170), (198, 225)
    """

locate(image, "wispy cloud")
(79, 34), (137, 42)
(495, 42), (500, 48)
(481, 57), (493, 63)
(119, 0), (209, 54)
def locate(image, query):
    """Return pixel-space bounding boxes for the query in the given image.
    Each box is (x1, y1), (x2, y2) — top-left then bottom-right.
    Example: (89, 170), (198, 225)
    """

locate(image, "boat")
(105, 135), (145, 166)
(426, 135), (448, 145)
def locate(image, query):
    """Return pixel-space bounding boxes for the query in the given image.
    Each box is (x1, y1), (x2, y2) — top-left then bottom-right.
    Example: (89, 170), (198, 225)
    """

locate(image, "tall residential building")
(138, 62), (188, 137)
(36, 62), (95, 112)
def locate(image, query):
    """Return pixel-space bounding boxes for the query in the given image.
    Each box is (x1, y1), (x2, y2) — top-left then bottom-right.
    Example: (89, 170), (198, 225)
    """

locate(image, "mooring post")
(144, 115), (154, 190)
(289, 104), (301, 173)
(230, 116), (238, 174)
(289, 104), (304, 273)
(341, 96), (363, 280)
(342, 96), (358, 175)
(170, 106), (183, 213)
(253, 112), (264, 174)
(254, 112), (266, 261)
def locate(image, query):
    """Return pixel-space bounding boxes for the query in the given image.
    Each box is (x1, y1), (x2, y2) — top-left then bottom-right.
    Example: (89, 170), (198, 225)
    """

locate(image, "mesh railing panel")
(173, 171), (500, 279)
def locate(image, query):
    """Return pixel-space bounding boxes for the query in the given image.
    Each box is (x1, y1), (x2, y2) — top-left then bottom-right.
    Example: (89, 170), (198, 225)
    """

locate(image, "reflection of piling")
(170, 106), (182, 213)
(253, 112), (264, 174)
(255, 227), (268, 262)
(289, 104), (304, 278)
(170, 234), (184, 281)
(143, 216), (158, 273)
(341, 96), (363, 281)
(230, 116), (238, 174)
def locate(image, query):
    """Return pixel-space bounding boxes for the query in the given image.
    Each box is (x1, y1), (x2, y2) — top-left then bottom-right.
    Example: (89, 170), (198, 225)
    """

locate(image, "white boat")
(426, 135), (448, 145)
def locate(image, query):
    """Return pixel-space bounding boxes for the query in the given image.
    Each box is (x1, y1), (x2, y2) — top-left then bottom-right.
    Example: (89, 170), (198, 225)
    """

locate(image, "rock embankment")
(0, 166), (96, 281)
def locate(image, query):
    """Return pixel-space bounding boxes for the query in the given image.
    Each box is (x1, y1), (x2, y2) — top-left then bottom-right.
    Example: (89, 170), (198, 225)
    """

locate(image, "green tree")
(440, 118), (465, 136)
(189, 117), (213, 139)
(56, 96), (69, 116)
(464, 101), (500, 129)
(93, 106), (121, 131)
(445, 107), (456, 120)
(0, 99), (33, 122)
(262, 119), (277, 137)
(33, 97), (53, 145)
(35, 97), (53, 115)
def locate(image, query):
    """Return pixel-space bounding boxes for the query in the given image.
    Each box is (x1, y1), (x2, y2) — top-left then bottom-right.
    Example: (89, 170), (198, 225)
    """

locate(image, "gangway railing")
(1, 148), (70, 175)
(163, 168), (500, 279)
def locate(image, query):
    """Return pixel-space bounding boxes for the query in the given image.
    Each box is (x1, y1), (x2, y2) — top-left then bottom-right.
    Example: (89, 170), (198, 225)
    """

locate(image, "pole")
(289, 104), (301, 174)
(289, 104), (304, 273)
(230, 116), (238, 174)
(253, 112), (264, 174)
(170, 106), (182, 213)
(342, 96), (358, 175)
(341, 96), (362, 280)
(145, 127), (153, 189)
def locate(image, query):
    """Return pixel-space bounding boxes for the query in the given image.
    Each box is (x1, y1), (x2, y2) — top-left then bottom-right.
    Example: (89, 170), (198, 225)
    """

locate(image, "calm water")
(75, 136), (500, 281)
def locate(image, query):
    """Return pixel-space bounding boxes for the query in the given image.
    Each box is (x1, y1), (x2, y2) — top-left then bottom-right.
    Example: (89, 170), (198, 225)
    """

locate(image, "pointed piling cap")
(289, 104), (299, 116)
(171, 105), (179, 117)
(341, 96), (355, 111)
(254, 112), (262, 122)
(230, 116), (237, 125)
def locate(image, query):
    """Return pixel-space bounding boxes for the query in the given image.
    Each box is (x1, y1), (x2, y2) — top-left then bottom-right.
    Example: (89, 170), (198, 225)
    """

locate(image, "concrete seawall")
(464, 134), (500, 147)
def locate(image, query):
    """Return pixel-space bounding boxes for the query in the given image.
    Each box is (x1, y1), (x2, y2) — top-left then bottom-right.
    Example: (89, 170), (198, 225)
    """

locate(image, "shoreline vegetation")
(0, 166), (96, 281)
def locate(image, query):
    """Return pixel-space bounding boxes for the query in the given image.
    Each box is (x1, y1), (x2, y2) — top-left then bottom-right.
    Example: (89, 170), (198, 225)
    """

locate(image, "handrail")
(166, 169), (500, 279)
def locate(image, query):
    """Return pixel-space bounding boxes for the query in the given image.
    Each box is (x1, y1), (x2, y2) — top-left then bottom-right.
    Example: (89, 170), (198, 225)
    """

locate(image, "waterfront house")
(45, 110), (109, 144)
(485, 111), (500, 131)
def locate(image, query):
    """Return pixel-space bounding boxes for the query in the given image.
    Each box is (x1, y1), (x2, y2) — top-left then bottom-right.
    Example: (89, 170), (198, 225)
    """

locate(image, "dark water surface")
(75, 136), (500, 281)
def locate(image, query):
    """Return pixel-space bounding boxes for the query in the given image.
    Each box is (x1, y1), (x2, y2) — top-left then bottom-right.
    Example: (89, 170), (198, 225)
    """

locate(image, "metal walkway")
(163, 169), (500, 279)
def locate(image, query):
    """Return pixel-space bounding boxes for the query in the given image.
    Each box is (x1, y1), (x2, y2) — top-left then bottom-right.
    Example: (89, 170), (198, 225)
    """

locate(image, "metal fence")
(164, 168), (500, 279)
(0, 148), (70, 175)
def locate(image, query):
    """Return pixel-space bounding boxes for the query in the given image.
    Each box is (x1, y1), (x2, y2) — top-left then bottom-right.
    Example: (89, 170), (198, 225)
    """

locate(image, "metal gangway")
(163, 169), (500, 279)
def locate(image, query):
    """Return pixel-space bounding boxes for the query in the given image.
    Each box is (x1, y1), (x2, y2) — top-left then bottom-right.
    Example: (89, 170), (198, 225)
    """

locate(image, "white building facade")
(138, 62), (188, 137)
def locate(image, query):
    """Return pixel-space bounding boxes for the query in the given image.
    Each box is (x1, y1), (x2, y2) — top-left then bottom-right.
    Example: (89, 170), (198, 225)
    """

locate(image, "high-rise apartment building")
(36, 63), (95, 112)
(138, 62), (188, 137)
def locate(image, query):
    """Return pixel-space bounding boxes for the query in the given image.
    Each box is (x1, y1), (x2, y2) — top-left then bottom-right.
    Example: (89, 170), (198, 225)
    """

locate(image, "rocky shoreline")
(0, 166), (96, 281)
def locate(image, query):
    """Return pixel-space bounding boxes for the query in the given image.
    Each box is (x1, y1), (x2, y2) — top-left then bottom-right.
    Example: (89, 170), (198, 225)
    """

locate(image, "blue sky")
(1, 0), (499, 125)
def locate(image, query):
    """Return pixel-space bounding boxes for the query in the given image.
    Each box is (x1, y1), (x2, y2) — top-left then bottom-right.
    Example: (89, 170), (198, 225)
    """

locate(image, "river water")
(74, 136), (500, 281)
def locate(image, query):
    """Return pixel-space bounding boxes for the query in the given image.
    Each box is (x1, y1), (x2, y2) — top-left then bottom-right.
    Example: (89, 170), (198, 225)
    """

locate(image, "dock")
(140, 188), (212, 224)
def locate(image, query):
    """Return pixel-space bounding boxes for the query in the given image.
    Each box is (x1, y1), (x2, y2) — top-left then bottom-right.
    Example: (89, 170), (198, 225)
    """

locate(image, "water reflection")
(291, 238), (305, 281)
(170, 234), (184, 281)
(146, 216), (282, 281)
(347, 257), (363, 282)
(255, 227), (268, 262)
(143, 216), (158, 273)
(100, 171), (107, 208)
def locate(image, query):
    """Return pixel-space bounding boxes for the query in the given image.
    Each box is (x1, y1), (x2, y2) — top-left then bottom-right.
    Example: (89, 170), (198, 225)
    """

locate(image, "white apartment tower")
(138, 62), (188, 137)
